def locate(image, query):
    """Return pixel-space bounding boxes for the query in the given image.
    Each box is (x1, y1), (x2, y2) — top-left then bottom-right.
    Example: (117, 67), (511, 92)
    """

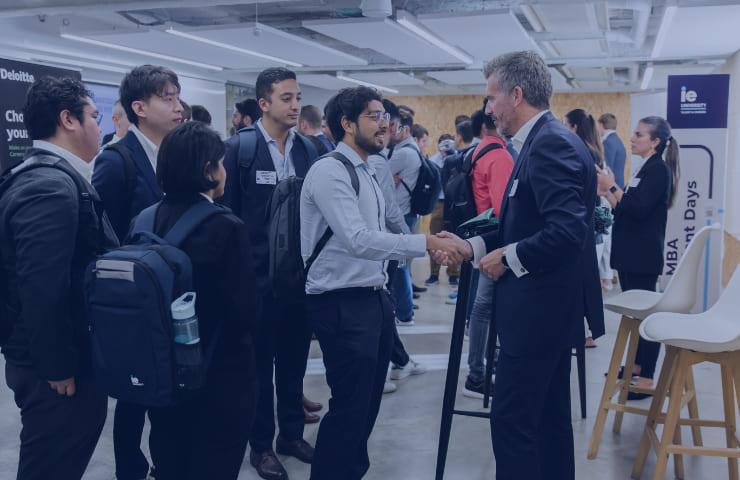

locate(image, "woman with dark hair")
(598, 115), (680, 398)
(142, 121), (259, 479)
(565, 108), (613, 348)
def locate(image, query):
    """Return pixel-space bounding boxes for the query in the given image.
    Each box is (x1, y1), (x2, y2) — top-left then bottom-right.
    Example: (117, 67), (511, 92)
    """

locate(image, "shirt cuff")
(468, 236), (487, 268)
(505, 242), (529, 278)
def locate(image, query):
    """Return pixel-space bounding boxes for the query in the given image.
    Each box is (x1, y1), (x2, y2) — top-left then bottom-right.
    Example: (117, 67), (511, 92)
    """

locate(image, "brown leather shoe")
(276, 436), (314, 464)
(302, 395), (323, 412)
(304, 408), (321, 424)
(249, 449), (288, 480)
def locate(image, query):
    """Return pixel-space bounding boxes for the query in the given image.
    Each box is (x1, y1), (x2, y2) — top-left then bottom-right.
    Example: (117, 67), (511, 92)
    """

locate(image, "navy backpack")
(85, 200), (227, 406)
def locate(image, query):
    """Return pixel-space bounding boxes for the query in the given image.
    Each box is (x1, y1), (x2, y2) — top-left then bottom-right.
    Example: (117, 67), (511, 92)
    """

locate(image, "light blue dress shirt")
(256, 119), (296, 180)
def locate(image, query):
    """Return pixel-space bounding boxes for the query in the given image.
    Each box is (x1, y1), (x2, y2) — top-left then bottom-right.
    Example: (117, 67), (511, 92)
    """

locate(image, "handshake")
(425, 231), (473, 267)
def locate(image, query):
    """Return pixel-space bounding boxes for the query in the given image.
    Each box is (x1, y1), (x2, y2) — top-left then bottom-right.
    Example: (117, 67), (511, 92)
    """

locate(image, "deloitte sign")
(0, 58), (79, 172)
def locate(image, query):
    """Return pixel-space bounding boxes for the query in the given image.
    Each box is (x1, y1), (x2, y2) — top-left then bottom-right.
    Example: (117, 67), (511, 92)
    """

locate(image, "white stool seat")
(640, 265), (740, 354)
(604, 290), (663, 320)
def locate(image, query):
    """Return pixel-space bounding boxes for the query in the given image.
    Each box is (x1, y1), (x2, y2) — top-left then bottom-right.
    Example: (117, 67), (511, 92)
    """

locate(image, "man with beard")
(221, 67), (319, 480)
(300, 87), (467, 479)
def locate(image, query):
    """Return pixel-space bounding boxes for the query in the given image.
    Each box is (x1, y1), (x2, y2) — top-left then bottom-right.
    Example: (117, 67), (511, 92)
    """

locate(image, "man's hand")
(48, 377), (76, 397)
(480, 248), (507, 281)
(595, 164), (615, 196)
(427, 231), (472, 266)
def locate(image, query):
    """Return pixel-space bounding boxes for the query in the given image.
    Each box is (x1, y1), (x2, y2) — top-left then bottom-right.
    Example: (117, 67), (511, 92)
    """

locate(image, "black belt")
(317, 286), (384, 296)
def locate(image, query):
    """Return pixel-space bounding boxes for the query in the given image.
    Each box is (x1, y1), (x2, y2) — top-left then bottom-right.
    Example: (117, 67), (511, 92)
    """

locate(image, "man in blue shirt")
(598, 113), (626, 189)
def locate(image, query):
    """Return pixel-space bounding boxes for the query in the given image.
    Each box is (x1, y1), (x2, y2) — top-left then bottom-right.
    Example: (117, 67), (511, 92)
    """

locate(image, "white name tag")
(256, 170), (277, 185)
(508, 179), (519, 197)
(628, 177), (641, 189)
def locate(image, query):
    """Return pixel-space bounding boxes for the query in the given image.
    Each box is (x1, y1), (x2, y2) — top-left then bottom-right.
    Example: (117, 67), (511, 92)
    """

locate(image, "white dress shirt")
(469, 109), (550, 278)
(256, 119), (296, 181)
(301, 142), (427, 294)
(129, 125), (158, 172)
(31, 140), (93, 183)
(601, 129), (616, 142)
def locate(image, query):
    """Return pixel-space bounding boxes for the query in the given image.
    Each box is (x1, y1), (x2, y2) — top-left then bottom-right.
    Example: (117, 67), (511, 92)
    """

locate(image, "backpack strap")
(465, 142), (503, 174)
(237, 127), (258, 172)
(103, 143), (137, 202)
(164, 201), (227, 247)
(397, 144), (425, 196)
(295, 132), (319, 164)
(303, 151), (360, 276)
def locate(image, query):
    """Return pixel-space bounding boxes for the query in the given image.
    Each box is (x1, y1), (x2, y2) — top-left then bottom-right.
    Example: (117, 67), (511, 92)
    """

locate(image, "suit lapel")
(498, 112), (553, 223)
(121, 132), (161, 196)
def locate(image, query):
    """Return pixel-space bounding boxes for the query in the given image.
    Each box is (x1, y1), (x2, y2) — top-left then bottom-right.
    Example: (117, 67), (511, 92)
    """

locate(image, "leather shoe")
(302, 395), (323, 412)
(276, 436), (314, 464)
(412, 284), (427, 293)
(304, 408), (321, 424)
(249, 449), (288, 480)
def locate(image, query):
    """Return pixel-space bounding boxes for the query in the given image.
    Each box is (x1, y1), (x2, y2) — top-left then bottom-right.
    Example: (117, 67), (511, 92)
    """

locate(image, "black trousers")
(491, 347), (574, 480)
(618, 271), (660, 378)
(113, 401), (155, 479)
(306, 288), (394, 480)
(386, 261), (410, 368)
(250, 293), (312, 452)
(148, 357), (257, 480)
(5, 363), (107, 480)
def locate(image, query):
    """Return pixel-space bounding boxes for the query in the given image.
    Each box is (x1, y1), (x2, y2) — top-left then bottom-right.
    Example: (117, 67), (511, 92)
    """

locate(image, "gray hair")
(483, 51), (552, 109)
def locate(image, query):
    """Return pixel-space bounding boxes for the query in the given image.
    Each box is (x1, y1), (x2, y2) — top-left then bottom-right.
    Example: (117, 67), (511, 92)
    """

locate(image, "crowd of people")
(0, 49), (680, 480)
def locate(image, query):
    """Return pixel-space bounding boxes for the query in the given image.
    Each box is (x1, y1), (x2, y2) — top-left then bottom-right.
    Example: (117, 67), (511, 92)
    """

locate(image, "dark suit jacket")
(480, 112), (604, 354)
(307, 134), (329, 156)
(149, 195), (258, 370)
(610, 153), (672, 275)
(93, 130), (163, 240)
(0, 149), (118, 380)
(220, 128), (318, 295)
(603, 132), (626, 189)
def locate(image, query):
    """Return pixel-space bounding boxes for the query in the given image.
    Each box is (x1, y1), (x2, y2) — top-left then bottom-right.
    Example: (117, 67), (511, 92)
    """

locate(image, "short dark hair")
(299, 105), (322, 129)
(382, 99), (400, 120)
(180, 99), (192, 121)
(256, 67), (296, 102)
(236, 98), (261, 123)
(454, 114), (470, 127)
(411, 123), (428, 140)
(120, 65), (180, 125)
(398, 104), (415, 117)
(24, 76), (92, 141)
(157, 121), (224, 198)
(191, 105), (212, 125)
(399, 110), (413, 129)
(437, 133), (454, 143)
(456, 120), (474, 144)
(471, 109), (495, 136)
(325, 86), (383, 143)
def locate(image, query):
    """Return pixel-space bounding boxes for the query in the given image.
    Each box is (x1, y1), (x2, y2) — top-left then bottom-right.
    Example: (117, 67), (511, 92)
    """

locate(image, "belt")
(318, 286), (384, 296)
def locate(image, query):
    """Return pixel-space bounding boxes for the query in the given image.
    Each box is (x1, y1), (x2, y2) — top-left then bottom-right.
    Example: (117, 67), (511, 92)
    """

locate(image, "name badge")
(627, 177), (641, 190)
(508, 179), (519, 197)
(256, 170), (277, 185)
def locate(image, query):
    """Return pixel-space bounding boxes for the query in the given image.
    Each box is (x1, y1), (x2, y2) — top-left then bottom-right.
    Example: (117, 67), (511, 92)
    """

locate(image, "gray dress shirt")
(388, 136), (421, 215)
(367, 149), (409, 235)
(301, 142), (427, 294)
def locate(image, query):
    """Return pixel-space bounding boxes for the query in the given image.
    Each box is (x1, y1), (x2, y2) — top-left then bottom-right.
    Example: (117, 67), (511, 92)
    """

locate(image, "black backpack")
(444, 142), (503, 231)
(267, 151), (359, 300)
(397, 144), (442, 216)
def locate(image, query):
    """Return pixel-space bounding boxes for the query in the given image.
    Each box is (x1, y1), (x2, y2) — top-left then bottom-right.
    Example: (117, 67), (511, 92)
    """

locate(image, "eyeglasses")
(155, 91), (181, 105)
(362, 111), (391, 124)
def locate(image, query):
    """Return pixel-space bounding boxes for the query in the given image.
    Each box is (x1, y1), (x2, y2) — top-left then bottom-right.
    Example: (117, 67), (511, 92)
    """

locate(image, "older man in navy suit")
(436, 51), (603, 480)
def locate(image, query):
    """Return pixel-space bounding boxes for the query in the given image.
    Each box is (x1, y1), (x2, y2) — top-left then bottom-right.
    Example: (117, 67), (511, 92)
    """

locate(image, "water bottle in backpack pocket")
(171, 292), (205, 391)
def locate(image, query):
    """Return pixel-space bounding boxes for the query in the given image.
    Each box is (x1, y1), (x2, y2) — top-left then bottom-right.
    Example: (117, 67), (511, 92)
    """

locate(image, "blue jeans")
(392, 213), (418, 322)
(468, 271), (493, 382)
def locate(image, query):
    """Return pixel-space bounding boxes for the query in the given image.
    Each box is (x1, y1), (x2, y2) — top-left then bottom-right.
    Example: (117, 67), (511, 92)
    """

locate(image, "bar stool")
(588, 223), (721, 459)
(632, 266), (740, 480)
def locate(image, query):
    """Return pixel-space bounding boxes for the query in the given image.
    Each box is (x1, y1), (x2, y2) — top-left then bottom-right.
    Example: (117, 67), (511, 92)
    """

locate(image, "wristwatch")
(609, 184), (618, 194)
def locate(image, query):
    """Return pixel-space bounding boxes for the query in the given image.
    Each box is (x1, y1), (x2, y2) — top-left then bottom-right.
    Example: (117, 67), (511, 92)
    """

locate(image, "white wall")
(719, 51), (740, 238)
(179, 75), (227, 138)
(629, 91), (666, 176)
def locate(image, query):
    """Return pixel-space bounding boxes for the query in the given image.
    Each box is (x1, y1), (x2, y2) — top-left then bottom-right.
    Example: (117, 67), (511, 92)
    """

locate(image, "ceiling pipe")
(605, 0), (651, 49)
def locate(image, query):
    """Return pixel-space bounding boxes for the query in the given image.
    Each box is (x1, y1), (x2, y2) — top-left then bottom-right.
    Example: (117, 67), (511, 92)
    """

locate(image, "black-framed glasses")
(362, 111), (391, 124)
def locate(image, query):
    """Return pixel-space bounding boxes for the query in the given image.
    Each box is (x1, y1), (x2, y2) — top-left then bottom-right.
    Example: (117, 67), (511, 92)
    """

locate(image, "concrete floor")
(0, 259), (734, 479)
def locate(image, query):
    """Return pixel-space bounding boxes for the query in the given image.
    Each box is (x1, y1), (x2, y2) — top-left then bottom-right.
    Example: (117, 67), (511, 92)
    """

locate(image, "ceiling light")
(651, 5), (678, 59)
(336, 74), (399, 94)
(20, 42), (138, 68)
(395, 10), (474, 65)
(30, 55), (129, 74)
(61, 33), (224, 71)
(165, 27), (303, 68)
(640, 65), (654, 90)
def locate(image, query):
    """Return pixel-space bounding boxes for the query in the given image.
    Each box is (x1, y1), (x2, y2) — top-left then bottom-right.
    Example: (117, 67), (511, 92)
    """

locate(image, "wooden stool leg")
(632, 346), (678, 479)
(614, 317), (641, 434)
(672, 423), (685, 480)
(588, 316), (632, 459)
(653, 350), (690, 480)
(684, 367), (703, 447)
(721, 363), (739, 480)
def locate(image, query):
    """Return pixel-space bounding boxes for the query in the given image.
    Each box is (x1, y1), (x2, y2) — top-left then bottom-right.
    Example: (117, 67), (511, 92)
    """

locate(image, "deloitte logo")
(0, 68), (35, 83)
(680, 86), (707, 115)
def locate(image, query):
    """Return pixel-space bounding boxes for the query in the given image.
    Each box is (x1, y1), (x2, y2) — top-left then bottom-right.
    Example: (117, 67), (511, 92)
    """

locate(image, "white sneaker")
(395, 318), (415, 326)
(390, 359), (427, 380)
(383, 381), (397, 394)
